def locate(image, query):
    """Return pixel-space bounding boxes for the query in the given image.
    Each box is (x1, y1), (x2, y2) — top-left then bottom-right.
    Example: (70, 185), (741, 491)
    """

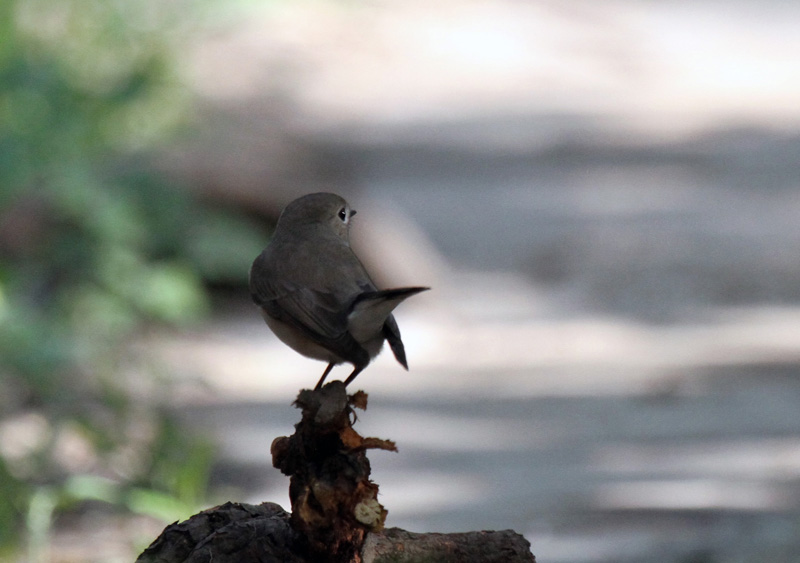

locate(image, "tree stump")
(271, 381), (396, 561)
(137, 382), (535, 563)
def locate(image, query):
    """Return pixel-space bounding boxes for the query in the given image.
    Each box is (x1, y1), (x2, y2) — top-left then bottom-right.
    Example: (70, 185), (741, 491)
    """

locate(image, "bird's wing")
(252, 274), (369, 366)
(263, 280), (347, 338)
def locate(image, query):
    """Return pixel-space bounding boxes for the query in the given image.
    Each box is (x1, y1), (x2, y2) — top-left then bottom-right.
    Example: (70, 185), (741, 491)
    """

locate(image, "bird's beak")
(351, 209), (357, 216)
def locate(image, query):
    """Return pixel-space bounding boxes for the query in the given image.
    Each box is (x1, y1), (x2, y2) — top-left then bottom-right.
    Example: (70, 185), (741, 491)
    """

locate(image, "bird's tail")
(347, 287), (429, 349)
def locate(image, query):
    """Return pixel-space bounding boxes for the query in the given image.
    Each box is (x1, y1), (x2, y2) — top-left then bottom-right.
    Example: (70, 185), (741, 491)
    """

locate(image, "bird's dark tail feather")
(353, 286), (429, 306)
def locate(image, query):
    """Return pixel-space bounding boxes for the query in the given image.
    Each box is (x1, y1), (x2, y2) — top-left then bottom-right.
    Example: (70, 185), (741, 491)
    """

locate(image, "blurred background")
(2, 0), (800, 561)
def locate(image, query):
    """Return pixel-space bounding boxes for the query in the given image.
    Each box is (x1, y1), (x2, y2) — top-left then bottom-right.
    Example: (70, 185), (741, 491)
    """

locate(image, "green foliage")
(0, 0), (266, 554)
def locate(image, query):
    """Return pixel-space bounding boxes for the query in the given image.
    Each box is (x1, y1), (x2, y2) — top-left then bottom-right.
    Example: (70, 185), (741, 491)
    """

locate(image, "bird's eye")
(338, 208), (347, 222)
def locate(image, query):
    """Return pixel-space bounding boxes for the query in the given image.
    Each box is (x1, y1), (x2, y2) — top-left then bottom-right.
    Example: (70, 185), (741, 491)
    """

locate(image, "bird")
(249, 192), (429, 389)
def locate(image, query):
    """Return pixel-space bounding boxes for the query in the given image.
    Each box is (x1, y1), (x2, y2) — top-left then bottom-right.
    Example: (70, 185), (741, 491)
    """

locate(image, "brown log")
(137, 383), (535, 562)
(364, 528), (535, 562)
(137, 502), (534, 563)
(136, 501), (303, 563)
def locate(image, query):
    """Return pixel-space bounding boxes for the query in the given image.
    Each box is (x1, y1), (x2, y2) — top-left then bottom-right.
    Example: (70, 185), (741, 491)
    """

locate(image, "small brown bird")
(249, 193), (429, 389)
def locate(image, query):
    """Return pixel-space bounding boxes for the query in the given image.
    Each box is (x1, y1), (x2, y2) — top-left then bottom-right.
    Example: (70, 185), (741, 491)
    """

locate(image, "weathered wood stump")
(137, 382), (535, 562)
(271, 381), (396, 561)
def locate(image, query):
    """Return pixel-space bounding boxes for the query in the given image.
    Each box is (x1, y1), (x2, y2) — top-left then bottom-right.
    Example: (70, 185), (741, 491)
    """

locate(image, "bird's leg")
(314, 362), (336, 390)
(343, 366), (365, 387)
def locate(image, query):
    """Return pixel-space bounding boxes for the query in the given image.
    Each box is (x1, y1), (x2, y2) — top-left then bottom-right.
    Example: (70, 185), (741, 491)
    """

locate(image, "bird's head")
(278, 192), (357, 242)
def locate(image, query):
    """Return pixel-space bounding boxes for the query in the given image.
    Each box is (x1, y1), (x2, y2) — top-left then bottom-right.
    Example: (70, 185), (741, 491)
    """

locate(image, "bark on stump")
(137, 382), (535, 562)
